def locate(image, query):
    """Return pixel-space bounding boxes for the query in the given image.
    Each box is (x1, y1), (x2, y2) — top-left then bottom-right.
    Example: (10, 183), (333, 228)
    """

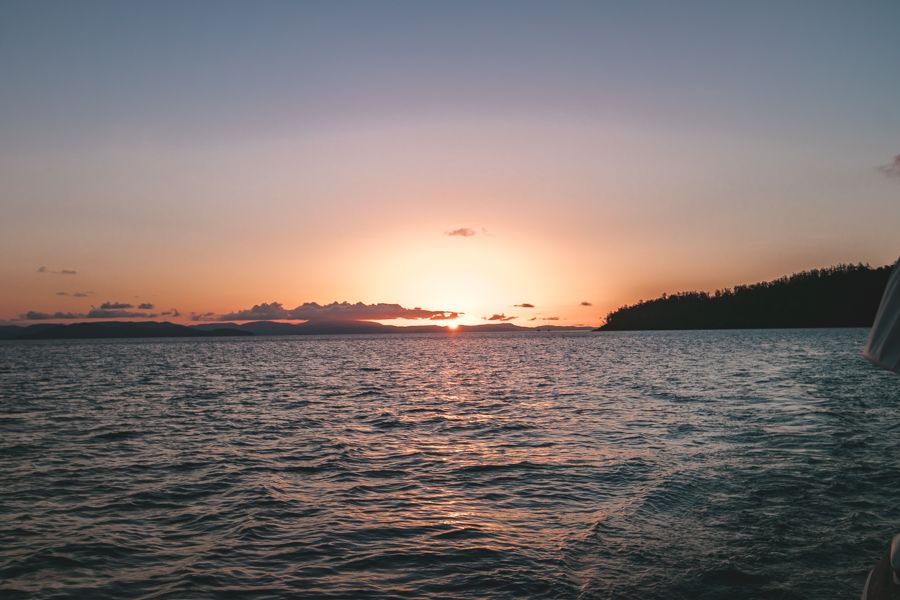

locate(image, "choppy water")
(1, 329), (898, 599)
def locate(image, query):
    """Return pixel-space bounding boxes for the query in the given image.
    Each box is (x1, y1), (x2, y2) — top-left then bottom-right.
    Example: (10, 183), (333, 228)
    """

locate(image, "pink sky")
(2, 4), (899, 326)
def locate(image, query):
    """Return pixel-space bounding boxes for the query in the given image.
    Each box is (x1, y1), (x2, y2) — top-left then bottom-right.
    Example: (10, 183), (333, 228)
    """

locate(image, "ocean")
(1, 329), (898, 599)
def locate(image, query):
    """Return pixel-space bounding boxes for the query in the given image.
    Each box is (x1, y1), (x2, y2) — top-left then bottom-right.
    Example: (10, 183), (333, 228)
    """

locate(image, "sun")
(446, 321), (459, 330)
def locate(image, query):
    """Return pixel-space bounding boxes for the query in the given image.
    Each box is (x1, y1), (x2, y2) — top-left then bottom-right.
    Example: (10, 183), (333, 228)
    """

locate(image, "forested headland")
(597, 263), (895, 331)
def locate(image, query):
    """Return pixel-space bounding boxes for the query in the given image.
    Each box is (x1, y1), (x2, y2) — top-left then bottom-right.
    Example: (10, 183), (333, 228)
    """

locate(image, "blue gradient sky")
(2, 1), (898, 324)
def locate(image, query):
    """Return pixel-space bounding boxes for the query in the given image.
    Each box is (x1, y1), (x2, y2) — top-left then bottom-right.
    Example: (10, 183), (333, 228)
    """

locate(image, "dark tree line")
(598, 263), (895, 331)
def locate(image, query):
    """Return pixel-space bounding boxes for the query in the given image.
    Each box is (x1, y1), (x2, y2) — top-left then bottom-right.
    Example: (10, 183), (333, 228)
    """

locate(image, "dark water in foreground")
(1, 330), (899, 599)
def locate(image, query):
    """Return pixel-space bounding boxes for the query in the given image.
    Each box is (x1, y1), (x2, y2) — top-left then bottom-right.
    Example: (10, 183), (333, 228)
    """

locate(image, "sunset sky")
(2, 1), (899, 326)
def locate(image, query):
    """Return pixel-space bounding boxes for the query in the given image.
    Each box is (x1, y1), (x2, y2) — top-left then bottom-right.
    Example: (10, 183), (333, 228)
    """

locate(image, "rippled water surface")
(1, 330), (899, 599)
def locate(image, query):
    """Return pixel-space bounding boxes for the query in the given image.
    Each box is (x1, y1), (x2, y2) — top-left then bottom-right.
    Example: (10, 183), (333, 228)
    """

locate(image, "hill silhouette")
(194, 320), (588, 335)
(0, 320), (591, 340)
(10, 321), (252, 340)
(597, 263), (894, 331)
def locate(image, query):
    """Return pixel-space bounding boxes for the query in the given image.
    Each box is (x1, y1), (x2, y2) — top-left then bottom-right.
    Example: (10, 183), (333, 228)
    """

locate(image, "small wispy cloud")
(428, 312), (462, 320)
(138, 303), (154, 310)
(485, 313), (516, 321)
(161, 309), (181, 317)
(541, 316), (560, 321)
(447, 227), (476, 237)
(21, 311), (84, 320)
(57, 290), (92, 297)
(878, 154), (900, 178)
(19, 308), (157, 320)
(100, 301), (133, 310)
(580, 301), (593, 307)
(37, 266), (77, 275)
(514, 303), (535, 308)
(87, 309), (156, 318)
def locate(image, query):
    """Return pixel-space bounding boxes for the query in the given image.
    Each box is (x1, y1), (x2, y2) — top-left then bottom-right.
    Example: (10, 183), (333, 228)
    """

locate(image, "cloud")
(428, 312), (461, 320)
(878, 155), (900, 178)
(20, 307), (157, 320)
(447, 227), (476, 237)
(218, 302), (289, 321)
(191, 311), (217, 321)
(21, 311), (85, 320)
(580, 301), (593, 306)
(87, 308), (156, 318)
(485, 313), (516, 321)
(22, 301), (457, 323)
(541, 317), (560, 321)
(217, 301), (461, 322)
(37, 266), (77, 275)
(514, 303), (535, 308)
(100, 301), (133, 309)
(57, 290), (92, 297)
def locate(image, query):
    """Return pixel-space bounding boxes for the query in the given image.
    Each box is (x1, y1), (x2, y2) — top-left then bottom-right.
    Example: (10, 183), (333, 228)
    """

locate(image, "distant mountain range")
(597, 263), (895, 331)
(0, 320), (591, 340)
(2, 321), (254, 340)
(193, 320), (587, 335)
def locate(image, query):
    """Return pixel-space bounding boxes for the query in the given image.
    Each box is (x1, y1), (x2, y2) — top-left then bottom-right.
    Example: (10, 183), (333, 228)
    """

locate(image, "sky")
(2, 0), (899, 326)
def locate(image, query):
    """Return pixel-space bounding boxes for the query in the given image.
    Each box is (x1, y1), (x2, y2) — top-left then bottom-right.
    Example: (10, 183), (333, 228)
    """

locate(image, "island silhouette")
(597, 263), (893, 331)
(0, 320), (587, 340)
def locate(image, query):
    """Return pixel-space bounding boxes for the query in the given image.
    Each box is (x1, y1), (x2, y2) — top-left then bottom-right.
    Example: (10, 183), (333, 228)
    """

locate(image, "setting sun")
(446, 321), (459, 331)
